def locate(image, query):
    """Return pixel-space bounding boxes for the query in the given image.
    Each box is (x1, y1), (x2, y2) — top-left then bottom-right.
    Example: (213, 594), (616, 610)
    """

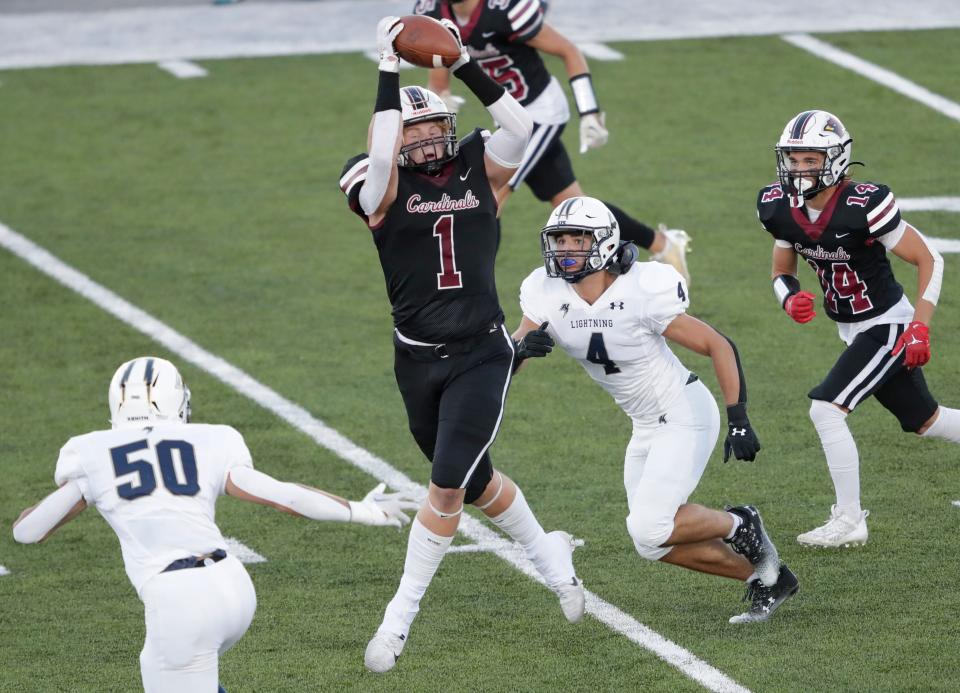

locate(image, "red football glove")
(892, 321), (930, 369)
(784, 291), (817, 324)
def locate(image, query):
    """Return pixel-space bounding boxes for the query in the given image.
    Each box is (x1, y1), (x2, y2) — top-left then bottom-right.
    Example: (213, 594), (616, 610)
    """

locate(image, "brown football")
(394, 15), (462, 69)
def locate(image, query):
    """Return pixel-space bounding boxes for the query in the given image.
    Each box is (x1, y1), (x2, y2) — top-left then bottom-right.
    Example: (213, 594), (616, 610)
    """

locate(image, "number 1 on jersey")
(433, 214), (463, 290)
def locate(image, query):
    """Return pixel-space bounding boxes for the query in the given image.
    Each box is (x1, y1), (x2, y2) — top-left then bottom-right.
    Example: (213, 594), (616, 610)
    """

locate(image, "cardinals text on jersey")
(757, 179), (905, 323)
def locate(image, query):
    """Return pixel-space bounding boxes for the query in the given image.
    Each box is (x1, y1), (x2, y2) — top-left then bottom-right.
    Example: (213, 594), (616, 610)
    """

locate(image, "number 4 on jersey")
(587, 332), (620, 375)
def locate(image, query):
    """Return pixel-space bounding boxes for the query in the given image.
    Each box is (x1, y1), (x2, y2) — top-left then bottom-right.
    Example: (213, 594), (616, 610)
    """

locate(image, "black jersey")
(757, 179), (905, 323)
(414, 0), (550, 106)
(340, 129), (503, 343)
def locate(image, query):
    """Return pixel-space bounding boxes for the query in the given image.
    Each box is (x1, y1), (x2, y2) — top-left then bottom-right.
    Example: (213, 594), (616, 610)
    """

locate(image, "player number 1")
(433, 214), (463, 290)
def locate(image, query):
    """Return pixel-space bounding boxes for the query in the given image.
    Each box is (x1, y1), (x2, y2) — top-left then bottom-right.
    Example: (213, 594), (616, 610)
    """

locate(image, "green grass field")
(1, 28), (959, 692)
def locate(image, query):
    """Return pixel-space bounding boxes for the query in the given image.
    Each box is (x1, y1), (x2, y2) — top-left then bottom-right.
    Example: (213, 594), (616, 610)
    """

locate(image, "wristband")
(570, 73), (600, 115)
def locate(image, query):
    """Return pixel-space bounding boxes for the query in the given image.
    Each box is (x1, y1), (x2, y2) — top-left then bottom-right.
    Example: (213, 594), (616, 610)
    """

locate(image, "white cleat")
(550, 576), (585, 624)
(538, 530), (585, 624)
(651, 225), (692, 285)
(797, 505), (869, 548)
(364, 631), (406, 673)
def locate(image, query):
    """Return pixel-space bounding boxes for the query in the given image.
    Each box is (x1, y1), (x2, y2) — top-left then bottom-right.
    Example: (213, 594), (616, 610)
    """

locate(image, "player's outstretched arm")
(662, 315), (761, 462)
(13, 481), (87, 544)
(527, 24), (607, 154)
(226, 468), (418, 528)
(889, 224), (943, 368)
(510, 317), (554, 374)
(360, 17), (405, 226)
(438, 19), (532, 191)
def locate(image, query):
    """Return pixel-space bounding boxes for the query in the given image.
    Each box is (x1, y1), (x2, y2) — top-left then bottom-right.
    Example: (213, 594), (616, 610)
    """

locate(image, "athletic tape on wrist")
(570, 73), (599, 115)
(773, 274), (801, 308)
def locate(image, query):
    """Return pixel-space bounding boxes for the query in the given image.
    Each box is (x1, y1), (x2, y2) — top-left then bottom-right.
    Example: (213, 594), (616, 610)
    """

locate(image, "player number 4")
(587, 332), (621, 375)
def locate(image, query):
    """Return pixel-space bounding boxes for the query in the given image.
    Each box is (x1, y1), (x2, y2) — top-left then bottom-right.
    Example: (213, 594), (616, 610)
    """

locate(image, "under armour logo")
(560, 303), (570, 318)
(731, 427), (747, 436)
(610, 301), (624, 310)
(658, 414), (667, 424)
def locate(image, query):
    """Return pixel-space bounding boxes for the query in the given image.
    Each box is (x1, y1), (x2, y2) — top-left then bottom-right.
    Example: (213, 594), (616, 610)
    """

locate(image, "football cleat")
(729, 564), (799, 624)
(364, 631), (406, 673)
(724, 505), (781, 587)
(533, 531), (584, 623)
(550, 576), (585, 624)
(797, 505), (869, 547)
(651, 225), (691, 285)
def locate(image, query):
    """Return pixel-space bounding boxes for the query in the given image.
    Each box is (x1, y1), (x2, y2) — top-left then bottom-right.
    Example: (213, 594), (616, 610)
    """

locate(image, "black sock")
(601, 200), (655, 250)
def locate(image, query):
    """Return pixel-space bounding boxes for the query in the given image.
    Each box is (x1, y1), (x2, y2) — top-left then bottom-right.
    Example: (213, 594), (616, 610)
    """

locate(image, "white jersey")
(520, 262), (692, 421)
(54, 422), (253, 595)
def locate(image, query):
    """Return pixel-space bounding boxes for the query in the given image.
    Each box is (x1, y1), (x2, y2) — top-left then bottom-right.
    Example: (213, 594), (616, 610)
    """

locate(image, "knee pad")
(625, 511), (673, 562)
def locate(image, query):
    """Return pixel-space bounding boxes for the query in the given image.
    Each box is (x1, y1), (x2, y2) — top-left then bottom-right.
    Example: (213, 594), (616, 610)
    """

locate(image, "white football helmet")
(775, 110), (853, 198)
(541, 197), (621, 283)
(399, 86), (458, 174)
(108, 357), (191, 429)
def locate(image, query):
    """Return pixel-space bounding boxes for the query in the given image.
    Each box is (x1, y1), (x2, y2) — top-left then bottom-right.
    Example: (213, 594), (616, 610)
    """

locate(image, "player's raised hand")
(438, 18), (470, 71)
(723, 404), (762, 462)
(376, 16), (404, 72)
(784, 290), (816, 324)
(579, 112), (609, 153)
(892, 320), (930, 369)
(349, 483), (420, 528)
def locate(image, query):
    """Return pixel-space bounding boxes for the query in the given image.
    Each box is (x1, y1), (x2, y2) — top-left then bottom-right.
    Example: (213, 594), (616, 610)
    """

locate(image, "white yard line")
(781, 34), (960, 124)
(0, 565), (10, 577)
(900, 197), (960, 213)
(157, 59), (208, 79)
(0, 220), (749, 693)
(224, 536), (267, 564)
(578, 43), (624, 61)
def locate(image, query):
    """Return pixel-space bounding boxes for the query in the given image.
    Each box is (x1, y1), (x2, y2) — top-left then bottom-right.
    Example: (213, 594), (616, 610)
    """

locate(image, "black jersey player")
(340, 17), (584, 673)
(413, 0), (693, 283)
(759, 109), (959, 547)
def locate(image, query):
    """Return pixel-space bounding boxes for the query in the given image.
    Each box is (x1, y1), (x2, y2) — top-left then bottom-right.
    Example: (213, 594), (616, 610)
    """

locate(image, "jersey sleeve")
(756, 183), (785, 236)
(54, 438), (92, 500)
(412, 0), (442, 18)
(339, 153), (371, 223)
(862, 183), (901, 238)
(519, 268), (549, 324)
(502, 0), (546, 43)
(639, 264), (690, 334)
(218, 425), (254, 495)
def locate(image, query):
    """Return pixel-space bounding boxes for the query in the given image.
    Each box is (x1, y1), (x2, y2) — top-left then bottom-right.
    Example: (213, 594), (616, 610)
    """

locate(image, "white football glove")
(579, 112), (609, 154)
(348, 482), (420, 528)
(376, 16), (404, 73)
(439, 18), (470, 71)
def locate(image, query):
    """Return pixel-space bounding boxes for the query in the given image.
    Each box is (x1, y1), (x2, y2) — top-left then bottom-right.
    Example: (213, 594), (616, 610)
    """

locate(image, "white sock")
(488, 487), (557, 576)
(810, 400), (861, 517)
(380, 517), (453, 637)
(922, 407), (960, 443)
(725, 512), (742, 539)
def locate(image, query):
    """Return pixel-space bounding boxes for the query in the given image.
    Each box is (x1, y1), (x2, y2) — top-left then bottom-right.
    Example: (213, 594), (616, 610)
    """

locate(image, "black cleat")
(724, 504), (780, 586)
(729, 564), (799, 624)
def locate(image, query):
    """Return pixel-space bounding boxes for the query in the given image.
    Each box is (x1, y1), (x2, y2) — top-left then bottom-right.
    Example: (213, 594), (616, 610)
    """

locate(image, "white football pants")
(139, 555), (257, 693)
(624, 379), (721, 561)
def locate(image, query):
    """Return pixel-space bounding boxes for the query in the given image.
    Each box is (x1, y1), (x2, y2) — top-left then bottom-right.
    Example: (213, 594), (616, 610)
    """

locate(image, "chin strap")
(607, 241), (638, 275)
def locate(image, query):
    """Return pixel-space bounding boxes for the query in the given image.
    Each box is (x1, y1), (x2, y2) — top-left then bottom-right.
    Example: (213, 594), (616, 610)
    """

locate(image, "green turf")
(1, 28), (959, 692)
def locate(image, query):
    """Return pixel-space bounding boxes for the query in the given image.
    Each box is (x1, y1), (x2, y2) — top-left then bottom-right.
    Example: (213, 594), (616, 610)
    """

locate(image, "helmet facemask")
(541, 197), (620, 283)
(775, 110), (853, 200)
(398, 87), (458, 175)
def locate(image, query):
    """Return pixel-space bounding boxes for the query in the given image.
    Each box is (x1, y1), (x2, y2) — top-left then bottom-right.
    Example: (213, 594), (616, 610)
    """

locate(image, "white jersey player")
(13, 357), (418, 693)
(512, 197), (799, 624)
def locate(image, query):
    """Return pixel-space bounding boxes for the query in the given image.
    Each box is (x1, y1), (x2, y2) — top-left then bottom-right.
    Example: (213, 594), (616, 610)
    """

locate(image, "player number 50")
(110, 439), (200, 500)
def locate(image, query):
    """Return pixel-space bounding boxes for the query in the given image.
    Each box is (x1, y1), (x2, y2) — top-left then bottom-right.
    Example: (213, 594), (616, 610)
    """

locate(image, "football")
(394, 15), (462, 69)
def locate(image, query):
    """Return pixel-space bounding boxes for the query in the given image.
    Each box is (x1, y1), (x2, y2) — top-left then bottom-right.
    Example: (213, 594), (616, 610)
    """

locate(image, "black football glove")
(513, 322), (553, 372)
(723, 403), (761, 462)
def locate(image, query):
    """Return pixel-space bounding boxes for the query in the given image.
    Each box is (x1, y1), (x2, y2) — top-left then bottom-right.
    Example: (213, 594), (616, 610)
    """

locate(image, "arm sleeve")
(228, 466), (351, 522)
(358, 110), (401, 216)
(640, 265), (689, 335)
(12, 481), (84, 544)
(484, 93), (533, 167)
(54, 439), (90, 501)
